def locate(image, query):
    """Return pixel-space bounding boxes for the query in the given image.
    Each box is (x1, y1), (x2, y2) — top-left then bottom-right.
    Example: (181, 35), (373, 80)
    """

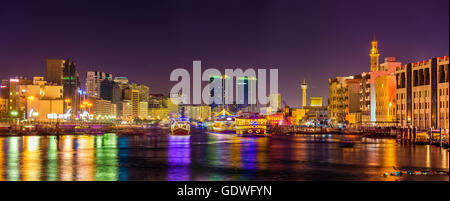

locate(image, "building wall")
(310, 97), (323, 107)
(396, 56), (449, 130)
(375, 74), (396, 123)
(184, 105), (212, 121)
(27, 99), (64, 122)
(138, 101), (148, 119)
(328, 76), (351, 126)
(148, 108), (170, 120)
(94, 99), (112, 116)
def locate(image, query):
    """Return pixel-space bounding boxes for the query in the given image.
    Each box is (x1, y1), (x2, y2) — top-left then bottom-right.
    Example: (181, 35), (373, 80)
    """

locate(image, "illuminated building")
(269, 93), (281, 113)
(100, 78), (123, 107)
(5, 76), (32, 119)
(300, 80), (308, 108)
(328, 76), (352, 127)
(136, 84), (150, 102)
(10, 76), (65, 122)
(375, 74), (396, 125)
(139, 101), (148, 119)
(46, 59), (80, 117)
(148, 107), (170, 120)
(367, 57), (401, 124)
(27, 99), (64, 122)
(45, 59), (65, 85)
(291, 108), (306, 125)
(86, 71), (113, 97)
(310, 97), (323, 107)
(209, 75), (229, 112)
(396, 56), (449, 129)
(303, 106), (329, 126)
(266, 114), (285, 126)
(94, 99), (112, 117)
(148, 94), (166, 108)
(120, 100), (132, 120)
(358, 72), (371, 124)
(344, 76), (362, 125)
(1, 80), (8, 99)
(184, 105), (211, 121)
(166, 96), (180, 114)
(62, 59), (80, 116)
(236, 76), (257, 112)
(130, 89), (140, 118)
(0, 98), (8, 121)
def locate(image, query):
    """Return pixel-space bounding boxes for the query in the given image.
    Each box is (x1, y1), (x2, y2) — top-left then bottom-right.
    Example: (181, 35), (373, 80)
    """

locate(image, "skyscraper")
(86, 71), (113, 97)
(62, 59), (80, 115)
(46, 59), (65, 85)
(209, 75), (229, 112)
(233, 76), (257, 112)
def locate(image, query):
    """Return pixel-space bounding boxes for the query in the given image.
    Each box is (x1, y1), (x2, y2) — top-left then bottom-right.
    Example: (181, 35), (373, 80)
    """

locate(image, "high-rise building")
(236, 76), (256, 112)
(62, 59), (80, 116)
(46, 59), (65, 85)
(86, 71), (112, 97)
(130, 89), (140, 118)
(396, 56), (449, 130)
(135, 84), (150, 102)
(209, 75), (229, 112)
(269, 93), (281, 113)
(301, 80), (308, 108)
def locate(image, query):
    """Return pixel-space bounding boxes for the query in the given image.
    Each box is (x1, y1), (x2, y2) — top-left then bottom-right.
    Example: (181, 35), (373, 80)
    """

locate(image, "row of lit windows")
(413, 90), (429, 98)
(398, 101), (449, 110)
(414, 102), (430, 110)
(439, 100), (449, 109)
(439, 88), (449, 96)
(397, 92), (405, 100)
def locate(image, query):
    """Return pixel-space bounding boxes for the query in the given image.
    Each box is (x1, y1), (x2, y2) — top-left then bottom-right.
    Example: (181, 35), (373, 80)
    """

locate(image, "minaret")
(300, 80), (308, 108)
(370, 35), (379, 72)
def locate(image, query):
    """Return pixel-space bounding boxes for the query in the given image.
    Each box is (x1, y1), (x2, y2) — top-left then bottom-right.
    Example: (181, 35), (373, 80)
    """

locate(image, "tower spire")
(300, 80), (308, 108)
(370, 35), (379, 72)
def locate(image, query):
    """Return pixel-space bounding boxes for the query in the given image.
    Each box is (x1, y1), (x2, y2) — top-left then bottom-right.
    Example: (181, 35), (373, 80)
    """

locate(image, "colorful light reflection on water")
(0, 131), (448, 181)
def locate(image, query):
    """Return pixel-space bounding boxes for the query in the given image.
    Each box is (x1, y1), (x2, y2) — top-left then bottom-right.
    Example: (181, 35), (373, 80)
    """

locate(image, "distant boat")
(235, 112), (267, 137)
(170, 117), (190, 135)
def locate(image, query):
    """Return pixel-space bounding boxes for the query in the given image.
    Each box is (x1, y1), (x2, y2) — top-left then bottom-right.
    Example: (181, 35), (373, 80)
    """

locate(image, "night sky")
(1, 0), (448, 107)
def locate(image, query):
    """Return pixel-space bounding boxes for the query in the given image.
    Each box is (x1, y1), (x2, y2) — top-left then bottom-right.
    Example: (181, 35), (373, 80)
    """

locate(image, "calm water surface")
(0, 129), (448, 181)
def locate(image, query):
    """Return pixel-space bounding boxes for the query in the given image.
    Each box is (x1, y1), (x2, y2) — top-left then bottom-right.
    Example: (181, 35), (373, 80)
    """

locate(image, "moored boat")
(235, 112), (267, 136)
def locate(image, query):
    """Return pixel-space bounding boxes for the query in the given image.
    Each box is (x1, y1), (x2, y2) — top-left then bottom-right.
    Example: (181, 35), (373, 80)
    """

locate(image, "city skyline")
(1, 0), (449, 107)
(0, 0), (448, 186)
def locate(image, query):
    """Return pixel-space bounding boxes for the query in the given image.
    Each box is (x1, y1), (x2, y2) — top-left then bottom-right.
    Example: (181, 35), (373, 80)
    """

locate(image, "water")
(0, 129), (448, 181)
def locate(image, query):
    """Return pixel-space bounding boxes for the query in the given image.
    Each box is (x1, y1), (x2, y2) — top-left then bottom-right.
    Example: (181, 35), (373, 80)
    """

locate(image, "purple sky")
(0, 0), (448, 107)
